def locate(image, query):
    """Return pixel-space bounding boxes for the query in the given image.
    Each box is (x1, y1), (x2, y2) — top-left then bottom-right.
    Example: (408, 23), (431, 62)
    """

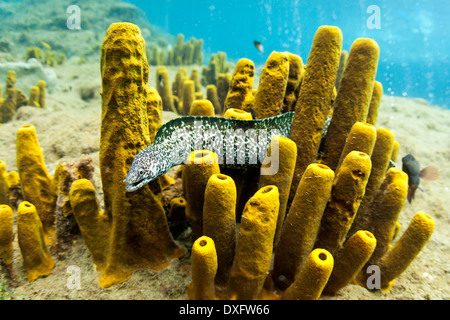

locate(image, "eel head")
(124, 146), (161, 192)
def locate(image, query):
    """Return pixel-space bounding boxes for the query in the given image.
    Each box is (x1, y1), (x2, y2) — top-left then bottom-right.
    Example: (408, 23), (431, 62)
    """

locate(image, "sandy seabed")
(0, 62), (449, 300)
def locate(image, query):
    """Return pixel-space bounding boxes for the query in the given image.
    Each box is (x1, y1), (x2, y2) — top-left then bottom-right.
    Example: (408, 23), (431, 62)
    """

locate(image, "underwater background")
(0, 0), (449, 300)
(130, 0), (450, 107)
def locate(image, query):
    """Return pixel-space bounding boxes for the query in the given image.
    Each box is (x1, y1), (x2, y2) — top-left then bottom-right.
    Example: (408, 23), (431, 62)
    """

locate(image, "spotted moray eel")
(125, 112), (295, 192)
(124, 113), (395, 192)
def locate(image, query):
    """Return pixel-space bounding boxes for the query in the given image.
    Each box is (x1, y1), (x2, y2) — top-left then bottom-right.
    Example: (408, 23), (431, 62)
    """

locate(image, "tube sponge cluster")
(0, 23), (436, 300)
(69, 22), (184, 288)
(183, 24), (435, 300)
(0, 71), (46, 123)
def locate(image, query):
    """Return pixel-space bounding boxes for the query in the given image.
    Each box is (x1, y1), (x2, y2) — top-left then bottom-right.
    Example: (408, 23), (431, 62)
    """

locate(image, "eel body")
(124, 112), (396, 192)
(125, 112), (295, 192)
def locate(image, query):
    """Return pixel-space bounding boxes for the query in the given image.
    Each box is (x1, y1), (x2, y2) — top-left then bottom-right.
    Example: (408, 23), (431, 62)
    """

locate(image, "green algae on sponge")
(272, 163), (334, 290)
(224, 58), (255, 113)
(376, 211), (434, 290)
(320, 38), (380, 171)
(70, 22), (184, 288)
(227, 185), (280, 300)
(315, 151), (372, 254)
(17, 124), (57, 246)
(203, 174), (236, 287)
(17, 201), (55, 282)
(281, 248), (334, 300)
(253, 51), (289, 119)
(323, 230), (376, 295)
(288, 26), (343, 201)
(258, 136), (297, 247)
(188, 236), (218, 300)
(182, 150), (220, 241)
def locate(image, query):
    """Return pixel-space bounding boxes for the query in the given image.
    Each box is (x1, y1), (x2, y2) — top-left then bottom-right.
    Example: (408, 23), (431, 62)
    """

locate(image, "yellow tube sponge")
(288, 26), (343, 200)
(28, 86), (40, 107)
(272, 163), (334, 290)
(146, 87), (163, 143)
(188, 236), (218, 300)
(281, 248), (334, 300)
(182, 150), (220, 241)
(323, 230), (376, 295)
(0, 204), (14, 268)
(37, 80), (46, 109)
(95, 22), (184, 287)
(377, 211), (434, 290)
(16, 124), (57, 245)
(349, 128), (395, 236)
(227, 185), (280, 300)
(320, 38), (380, 171)
(173, 67), (187, 98)
(0, 70), (16, 122)
(4, 170), (20, 210)
(203, 174), (236, 286)
(222, 108), (252, 120)
(156, 66), (177, 113)
(391, 140), (400, 162)
(17, 201), (55, 282)
(258, 136), (297, 247)
(315, 151), (372, 254)
(366, 81), (383, 125)
(0, 160), (10, 206)
(190, 99), (215, 117)
(336, 121), (377, 171)
(253, 51), (289, 119)
(224, 58), (255, 113)
(335, 50), (348, 90)
(362, 168), (408, 264)
(69, 179), (110, 270)
(206, 84), (222, 115)
(182, 80), (195, 115)
(282, 53), (303, 112)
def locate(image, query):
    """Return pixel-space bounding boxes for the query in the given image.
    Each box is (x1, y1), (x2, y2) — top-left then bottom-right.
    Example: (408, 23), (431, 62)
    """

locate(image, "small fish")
(41, 41), (52, 50)
(254, 41), (264, 53)
(158, 74), (164, 87)
(402, 153), (439, 203)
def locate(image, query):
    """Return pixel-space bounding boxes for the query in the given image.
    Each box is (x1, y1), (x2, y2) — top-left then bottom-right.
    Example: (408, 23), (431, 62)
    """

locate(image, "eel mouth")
(125, 177), (152, 192)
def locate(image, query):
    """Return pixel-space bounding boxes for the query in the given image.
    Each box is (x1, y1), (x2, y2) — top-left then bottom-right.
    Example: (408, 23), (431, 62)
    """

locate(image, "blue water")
(128, 0), (450, 108)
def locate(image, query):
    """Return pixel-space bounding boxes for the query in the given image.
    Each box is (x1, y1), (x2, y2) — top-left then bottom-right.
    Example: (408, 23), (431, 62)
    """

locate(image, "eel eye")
(138, 169), (145, 176)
